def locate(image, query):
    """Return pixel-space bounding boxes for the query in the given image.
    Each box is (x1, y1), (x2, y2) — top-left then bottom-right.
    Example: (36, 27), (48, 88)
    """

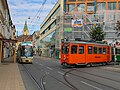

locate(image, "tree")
(90, 25), (105, 41)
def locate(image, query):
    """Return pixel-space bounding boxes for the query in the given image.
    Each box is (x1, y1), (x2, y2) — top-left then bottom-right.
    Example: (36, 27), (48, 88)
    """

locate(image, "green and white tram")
(17, 42), (33, 63)
(111, 43), (120, 63)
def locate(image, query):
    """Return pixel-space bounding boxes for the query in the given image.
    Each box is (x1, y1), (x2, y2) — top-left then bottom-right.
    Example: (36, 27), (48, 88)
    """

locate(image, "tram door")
(70, 44), (85, 64)
(77, 45), (86, 64)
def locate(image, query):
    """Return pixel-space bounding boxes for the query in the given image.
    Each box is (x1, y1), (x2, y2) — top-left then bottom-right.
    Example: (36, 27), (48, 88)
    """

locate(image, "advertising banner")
(72, 19), (83, 27)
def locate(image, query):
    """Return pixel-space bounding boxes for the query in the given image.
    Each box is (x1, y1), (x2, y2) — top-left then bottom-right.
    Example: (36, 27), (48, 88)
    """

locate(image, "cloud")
(7, 0), (57, 35)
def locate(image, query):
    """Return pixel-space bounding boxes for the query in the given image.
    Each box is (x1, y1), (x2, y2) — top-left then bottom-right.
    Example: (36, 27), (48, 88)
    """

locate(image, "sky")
(7, 0), (57, 36)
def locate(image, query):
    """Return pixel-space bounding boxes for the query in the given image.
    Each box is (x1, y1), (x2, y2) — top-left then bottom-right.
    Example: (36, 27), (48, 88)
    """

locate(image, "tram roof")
(20, 42), (33, 46)
(64, 41), (109, 46)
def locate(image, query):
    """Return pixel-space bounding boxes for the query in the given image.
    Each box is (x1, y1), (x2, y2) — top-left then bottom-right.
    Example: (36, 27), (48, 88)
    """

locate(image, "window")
(87, 3), (94, 12)
(71, 45), (77, 54)
(77, 4), (85, 12)
(115, 48), (120, 54)
(119, 2), (120, 10)
(98, 48), (102, 54)
(88, 46), (92, 54)
(103, 48), (106, 54)
(68, 0), (76, 2)
(94, 47), (97, 54)
(108, 2), (116, 10)
(79, 46), (84, 54)
(97, 3), (106, 10)
(50, 21), (56, 29)
(68, 4), (75, 12)
(62, 46), (69, 54)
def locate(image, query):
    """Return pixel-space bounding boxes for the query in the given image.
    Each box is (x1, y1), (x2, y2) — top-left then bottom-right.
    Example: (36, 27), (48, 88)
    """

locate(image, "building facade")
(32, 31), (40, 55)
(40, 0), (120, 58)
(0, 0), (16, 62)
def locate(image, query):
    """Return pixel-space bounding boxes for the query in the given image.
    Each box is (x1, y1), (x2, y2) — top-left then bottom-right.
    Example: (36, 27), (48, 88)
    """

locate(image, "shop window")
(79, 46), (84, 54)
(108, 2), (116, 10)
(94, 47), (97, 54)
(88, 46), (92, 54)
(71, 45), (77, 54)
(97, 2), (106, 10)
(68, 4), (75, 12)
(77, 4), (85, 12)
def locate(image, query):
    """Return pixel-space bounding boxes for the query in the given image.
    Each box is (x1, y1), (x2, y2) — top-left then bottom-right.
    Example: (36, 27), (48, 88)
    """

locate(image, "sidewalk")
(0, 57), (25, 90)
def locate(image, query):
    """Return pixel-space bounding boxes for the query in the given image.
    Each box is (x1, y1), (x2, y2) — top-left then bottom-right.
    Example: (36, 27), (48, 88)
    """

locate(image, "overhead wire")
(24, 0), (48, 41)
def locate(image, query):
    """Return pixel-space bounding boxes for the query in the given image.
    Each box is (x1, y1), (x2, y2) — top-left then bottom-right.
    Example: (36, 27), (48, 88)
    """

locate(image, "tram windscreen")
(62, 45), (69, 54)
(21, 46), (33, 57)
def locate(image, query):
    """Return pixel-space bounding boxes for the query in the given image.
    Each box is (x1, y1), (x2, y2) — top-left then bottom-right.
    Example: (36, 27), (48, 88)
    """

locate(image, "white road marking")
(57, 71), (64, 75)
(43, 82), (46, 85)
(57, 71), (69, 77)
(81, 81), (102, 90)
(46, 67), (53, 70)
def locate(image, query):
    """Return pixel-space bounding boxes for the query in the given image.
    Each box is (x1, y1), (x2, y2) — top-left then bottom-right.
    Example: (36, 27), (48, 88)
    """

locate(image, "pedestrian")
(39, 49), (42, 56)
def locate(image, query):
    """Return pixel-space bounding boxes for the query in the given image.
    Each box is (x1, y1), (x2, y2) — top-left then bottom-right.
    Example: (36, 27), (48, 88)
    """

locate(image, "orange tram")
(60, 40), (111, 67)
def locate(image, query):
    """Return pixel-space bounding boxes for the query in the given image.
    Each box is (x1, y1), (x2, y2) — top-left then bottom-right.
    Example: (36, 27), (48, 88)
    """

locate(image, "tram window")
(103, 48), (106, 54)
(88, 46), (92, 54)
(115, 48), (120, 54)
(79, 46), (84, 54)
(117, 48), (120, 54)
(62, 46), (69, 54)
(71, 45), (77, 54)
(98, 48), (102, 54)
(94, 47), (97, 54)
(111, 48), (114, 54)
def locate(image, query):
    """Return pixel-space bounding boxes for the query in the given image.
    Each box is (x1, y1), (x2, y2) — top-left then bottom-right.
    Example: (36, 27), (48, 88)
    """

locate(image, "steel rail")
(32, 63), (79, 90)
(22, 64), (45, 90)
(61, 68), (119, 90)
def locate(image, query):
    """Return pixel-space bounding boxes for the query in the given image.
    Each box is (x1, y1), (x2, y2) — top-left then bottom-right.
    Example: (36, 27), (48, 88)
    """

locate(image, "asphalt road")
(18, 56), (120, 90)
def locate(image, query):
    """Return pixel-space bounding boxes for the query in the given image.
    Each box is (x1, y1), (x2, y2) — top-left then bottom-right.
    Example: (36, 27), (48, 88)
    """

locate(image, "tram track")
(22, 63), (80, 90)
(76, 68), (120, 83)
(22, 64), (47, 90)
(32, 63), (79, 90)
(61, 68), (120, 90)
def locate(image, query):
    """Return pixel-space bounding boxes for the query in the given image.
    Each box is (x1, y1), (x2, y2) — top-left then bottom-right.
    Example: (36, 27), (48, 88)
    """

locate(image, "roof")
(63, 40), (109, 46)
(17, 35), (32, 42)
(23, 21), (29, 32)
(21, 42), (33, 46)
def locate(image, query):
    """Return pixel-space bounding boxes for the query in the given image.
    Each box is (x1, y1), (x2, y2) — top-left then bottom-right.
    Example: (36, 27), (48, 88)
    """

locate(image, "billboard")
(72, 19), (83, 27)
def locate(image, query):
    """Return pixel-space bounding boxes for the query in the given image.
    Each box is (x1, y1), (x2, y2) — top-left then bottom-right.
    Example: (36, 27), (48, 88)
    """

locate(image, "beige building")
(0, 0), (16, 63)
(32, 31), (40, 55)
